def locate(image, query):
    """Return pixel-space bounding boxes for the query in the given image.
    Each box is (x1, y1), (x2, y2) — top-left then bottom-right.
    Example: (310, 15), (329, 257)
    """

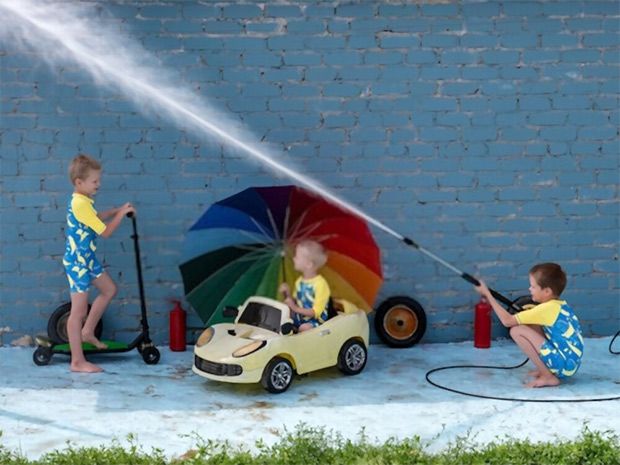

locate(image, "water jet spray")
(0, 0), (518, 312)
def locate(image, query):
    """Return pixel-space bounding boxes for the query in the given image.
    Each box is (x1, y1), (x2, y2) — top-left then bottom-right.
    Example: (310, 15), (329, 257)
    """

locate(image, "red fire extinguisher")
(474, 297), (492, 348)
(169, 300), (186, 352)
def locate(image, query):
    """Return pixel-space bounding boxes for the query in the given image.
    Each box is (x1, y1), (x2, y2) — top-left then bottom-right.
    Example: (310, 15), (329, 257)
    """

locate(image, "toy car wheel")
(33, 346), (52, 366)
(337, 339), (367, 375)
(47, 302), (103, 345)
(261, 357), (294, 394)
(374, 296), (427, 348)
(142, 346), (160, 365)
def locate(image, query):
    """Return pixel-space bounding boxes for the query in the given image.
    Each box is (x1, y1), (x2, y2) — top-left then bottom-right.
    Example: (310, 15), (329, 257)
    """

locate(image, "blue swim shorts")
(539, 340), (581, 379)
(293, 314), (321, 329)
(64, 257), (104, 293)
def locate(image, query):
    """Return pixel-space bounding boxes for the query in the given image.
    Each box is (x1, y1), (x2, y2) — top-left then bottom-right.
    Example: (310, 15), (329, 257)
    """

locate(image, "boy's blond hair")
(297, 240), (328, 268)
(69, 153), (101, 184)
(530, 263), (567, 297)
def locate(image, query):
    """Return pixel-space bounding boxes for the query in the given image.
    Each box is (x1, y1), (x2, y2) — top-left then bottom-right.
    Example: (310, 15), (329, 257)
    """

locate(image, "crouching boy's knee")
(509, 325), (524, 340)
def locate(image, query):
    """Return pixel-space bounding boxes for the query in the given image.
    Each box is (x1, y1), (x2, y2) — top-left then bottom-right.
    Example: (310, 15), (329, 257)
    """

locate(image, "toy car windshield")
(237, 302), (282, 333)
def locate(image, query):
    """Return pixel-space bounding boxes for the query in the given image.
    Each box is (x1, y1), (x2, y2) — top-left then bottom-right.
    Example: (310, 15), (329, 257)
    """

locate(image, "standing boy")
(279, 240), (331, 332)
(474, 263), (583, 388)
(63, 154), (135, 372)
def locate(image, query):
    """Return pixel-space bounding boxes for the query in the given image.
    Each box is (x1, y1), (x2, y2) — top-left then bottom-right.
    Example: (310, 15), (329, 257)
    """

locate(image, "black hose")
(397, 233), (620, 398)
(609, 330), (620, 355)
(425, 340), (620, 403)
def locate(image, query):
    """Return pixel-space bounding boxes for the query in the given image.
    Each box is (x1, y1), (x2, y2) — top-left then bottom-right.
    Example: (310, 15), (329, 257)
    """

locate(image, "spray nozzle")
(403, 236), (419, 248)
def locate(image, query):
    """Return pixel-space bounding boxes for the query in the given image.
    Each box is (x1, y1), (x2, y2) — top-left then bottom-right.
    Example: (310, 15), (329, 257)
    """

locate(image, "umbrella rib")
(186, 247), (278, 298)
(288, 209), (312, 241)
(233, 243), (268, 253)
(282, 205), (291, 242)
(249, 217), (276, 242)
(265, 207), (280, 241)
(292, 221), (323, 240)
(290, 218), (341, 243)
(289, 216), (371, 245)
(234, 227), (272, 245)
(288, 206), (348, 241)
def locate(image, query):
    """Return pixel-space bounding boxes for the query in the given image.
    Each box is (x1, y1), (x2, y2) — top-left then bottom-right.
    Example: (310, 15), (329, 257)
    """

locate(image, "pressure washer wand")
(401, 236), (520, 312)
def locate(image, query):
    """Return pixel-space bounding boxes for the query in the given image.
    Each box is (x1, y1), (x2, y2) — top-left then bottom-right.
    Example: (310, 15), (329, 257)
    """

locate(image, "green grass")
(1, 425), (618, 465)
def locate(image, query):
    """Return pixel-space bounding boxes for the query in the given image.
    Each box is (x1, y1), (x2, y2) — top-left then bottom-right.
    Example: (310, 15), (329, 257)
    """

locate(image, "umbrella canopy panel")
(180, 186), (383, 326)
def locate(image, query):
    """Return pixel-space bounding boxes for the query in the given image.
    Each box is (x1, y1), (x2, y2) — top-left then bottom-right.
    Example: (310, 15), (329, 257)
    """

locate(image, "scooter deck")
(52, 340), (129, 352)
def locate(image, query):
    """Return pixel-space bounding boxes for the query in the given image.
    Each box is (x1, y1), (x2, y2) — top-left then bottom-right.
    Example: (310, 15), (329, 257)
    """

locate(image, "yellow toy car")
(193, 296), (369, 393)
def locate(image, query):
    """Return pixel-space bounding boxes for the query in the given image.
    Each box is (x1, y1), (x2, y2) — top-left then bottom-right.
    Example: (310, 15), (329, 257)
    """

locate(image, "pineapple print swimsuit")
(515, 300), (584, 379)
(63, 193), (106, 293)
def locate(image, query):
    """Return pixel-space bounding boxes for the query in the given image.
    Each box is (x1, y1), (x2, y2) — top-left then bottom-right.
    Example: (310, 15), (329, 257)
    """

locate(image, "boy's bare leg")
(81, 272), (117, 350)
(509, 325), (560, 388)
(68, 292), (103, 373)
(525, 325), (545, 377)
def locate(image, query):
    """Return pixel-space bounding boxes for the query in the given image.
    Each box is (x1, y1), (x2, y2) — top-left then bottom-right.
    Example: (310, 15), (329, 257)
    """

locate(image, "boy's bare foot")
(71, 361), (103, 373)
(526, 375), (560, 388)
(82, 334), (108, 349)
(527, 369), (542, 378)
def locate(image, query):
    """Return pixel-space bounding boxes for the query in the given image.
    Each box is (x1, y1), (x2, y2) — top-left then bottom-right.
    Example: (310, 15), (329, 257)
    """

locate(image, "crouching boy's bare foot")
(527, 369), (542, 378)
(81, 333), (108, 349)
(71, 360), (103, 373)
(526, 374), (560, 388)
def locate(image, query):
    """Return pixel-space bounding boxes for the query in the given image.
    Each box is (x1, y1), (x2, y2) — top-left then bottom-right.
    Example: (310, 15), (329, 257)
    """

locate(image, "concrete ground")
(1, 336), (618, 460)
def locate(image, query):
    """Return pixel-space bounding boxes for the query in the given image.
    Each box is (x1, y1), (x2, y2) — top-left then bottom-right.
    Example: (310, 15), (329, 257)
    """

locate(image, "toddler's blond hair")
(296, 240), (328, 268)
(69, 153), (101, 184)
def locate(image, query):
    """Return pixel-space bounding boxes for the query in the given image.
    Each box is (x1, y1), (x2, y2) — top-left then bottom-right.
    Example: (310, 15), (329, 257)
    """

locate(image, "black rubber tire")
(261, 357), (294, 394)
(337, 339), (367, 375)
(374, 296), (427, 348)
(33, 346), (52, 366)
(47, 302), (103, 345)
(142, 346), (161, 365)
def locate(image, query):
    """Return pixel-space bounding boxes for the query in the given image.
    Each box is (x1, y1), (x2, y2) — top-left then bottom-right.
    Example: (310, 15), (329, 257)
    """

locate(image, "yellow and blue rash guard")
(62, 193), (106, 293)
(292, 274), (330, 328)
(515, 300), (584, 378)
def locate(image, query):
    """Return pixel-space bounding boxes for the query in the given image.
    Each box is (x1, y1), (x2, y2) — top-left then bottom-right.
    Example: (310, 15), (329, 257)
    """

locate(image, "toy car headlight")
(196, 327), (214, 347)
(232, 340), (266, 358)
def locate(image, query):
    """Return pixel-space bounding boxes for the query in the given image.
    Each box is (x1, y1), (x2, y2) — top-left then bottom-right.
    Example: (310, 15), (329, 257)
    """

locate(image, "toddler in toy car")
(279, 240), (331, 332)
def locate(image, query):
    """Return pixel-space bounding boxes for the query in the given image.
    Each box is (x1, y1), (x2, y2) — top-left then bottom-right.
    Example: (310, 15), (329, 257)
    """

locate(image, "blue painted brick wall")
(1, 1), (618, 345)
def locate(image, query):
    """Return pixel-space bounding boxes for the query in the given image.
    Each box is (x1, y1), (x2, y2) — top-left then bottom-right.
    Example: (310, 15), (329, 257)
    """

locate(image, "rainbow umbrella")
(179, 185), (383, 326)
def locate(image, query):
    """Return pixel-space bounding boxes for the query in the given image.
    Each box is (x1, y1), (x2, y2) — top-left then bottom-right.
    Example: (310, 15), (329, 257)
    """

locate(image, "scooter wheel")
(374, 296), (427, 348)
(47, 302), (103, 345)
(33, 346), (52, 366)
(142, 346), (160, 365)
